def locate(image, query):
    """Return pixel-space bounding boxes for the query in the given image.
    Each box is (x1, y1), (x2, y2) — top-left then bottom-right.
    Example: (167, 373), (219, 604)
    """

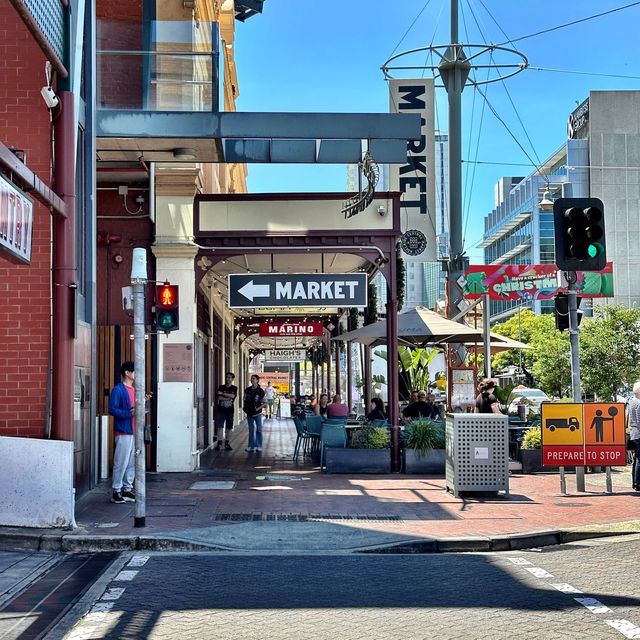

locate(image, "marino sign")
(228, 273), (368, 309)
(259, 322), (324, 337)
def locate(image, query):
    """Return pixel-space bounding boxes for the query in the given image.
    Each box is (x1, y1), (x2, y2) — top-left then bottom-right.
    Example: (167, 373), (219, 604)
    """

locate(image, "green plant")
(402, 418), (445, 453)
(349, 425), (390, 449)
(521, 427), (542, 450)
(374, 346), (439, 399)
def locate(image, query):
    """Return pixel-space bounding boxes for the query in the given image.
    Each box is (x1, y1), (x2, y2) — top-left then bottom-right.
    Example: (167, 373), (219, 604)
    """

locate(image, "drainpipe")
(51, 91), (76, 442)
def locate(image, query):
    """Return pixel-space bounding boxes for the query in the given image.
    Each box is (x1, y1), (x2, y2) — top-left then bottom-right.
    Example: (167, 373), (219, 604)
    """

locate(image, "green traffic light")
(157, 310), (178, 330)
(587, 244), (597, 258)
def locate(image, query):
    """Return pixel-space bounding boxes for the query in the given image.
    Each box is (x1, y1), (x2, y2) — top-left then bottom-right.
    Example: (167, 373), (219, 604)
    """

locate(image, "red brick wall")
(0, 1), (54, 437)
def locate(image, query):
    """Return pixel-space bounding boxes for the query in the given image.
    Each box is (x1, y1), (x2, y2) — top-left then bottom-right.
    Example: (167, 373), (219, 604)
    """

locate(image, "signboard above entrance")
(264, 349), (306, 362)
(260, 322), (324, 337)
(228, 273), (368, 309)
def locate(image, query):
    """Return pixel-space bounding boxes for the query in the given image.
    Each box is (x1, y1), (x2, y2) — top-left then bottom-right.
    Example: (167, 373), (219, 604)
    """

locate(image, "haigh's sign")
(463, 264), (613, 301)
(260, 322), (324, 337)
(568, 98), (589, 139)
(0, 176), (33, 263)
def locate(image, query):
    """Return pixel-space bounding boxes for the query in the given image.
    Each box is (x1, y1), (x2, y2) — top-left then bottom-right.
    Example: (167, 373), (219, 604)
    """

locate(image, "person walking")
(243, 374), (266, 452)
(475, 379), (502, 414)
(108, 361), (141, 504)
(629, 381), (640, 491)
(215, 372), (237, 451)
(265, 381), (276, 419)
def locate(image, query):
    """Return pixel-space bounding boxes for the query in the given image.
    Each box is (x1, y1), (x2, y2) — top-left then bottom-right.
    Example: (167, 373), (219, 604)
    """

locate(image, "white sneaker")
(245, 447), (253, 452)
(255, 447), (262, 452)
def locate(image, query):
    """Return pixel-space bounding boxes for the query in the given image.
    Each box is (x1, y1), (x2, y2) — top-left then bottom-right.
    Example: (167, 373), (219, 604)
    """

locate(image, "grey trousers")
(112, 434), (135, 491)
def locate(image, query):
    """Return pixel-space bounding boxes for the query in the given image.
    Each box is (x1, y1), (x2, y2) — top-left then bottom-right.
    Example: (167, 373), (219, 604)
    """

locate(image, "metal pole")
(131, 248), (147, 528)
(483, 294), (491, 378)
(567, 271), (585, 492)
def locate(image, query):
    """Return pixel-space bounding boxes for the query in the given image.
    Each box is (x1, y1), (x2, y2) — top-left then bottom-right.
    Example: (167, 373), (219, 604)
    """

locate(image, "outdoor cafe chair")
(320, 424), (348, 471)
(324, 416), (347, 427)
(305, 414), (324, 453)
(293, 416), (315, 461)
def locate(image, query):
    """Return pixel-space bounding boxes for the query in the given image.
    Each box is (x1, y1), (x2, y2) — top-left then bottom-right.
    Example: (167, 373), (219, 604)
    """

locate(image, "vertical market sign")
(389, 78), (437, 261)
(0, 176), (33, 263)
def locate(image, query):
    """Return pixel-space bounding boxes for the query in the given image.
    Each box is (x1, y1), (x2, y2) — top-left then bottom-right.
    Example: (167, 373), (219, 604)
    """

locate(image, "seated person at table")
(326, 393), (349, 418)
(402, 390), (438, 420)
(315, 393), (329, 417)
(366, 397), (387, 422)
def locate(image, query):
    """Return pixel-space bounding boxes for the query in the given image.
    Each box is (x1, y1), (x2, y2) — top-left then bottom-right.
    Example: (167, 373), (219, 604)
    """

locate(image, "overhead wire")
(527, 66), (640, 80)
(386, 0), (434, 61)
(496, 1), (640, 46)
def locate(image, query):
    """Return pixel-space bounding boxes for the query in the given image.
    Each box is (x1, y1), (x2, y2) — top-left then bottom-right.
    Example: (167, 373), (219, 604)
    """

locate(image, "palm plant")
(374, 346), (440, 397)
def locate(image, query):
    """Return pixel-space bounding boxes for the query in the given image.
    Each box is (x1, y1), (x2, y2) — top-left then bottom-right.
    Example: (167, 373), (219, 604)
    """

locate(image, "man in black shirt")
(215, 372), (237, 451)
(243, 374), (266, 452)
(402, 390), (438, 420)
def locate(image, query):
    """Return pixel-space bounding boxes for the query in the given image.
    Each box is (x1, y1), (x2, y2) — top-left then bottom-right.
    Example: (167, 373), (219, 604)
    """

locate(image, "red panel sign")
(585, 446), (626, 466)
(464, 264), (613, 301)
(543, 446), (585, 466)
(259, 322), (324, 337)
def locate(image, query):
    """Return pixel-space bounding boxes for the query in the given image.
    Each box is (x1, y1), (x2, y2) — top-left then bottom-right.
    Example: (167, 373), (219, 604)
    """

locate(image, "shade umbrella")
(333, 306), (484, 347)
(464, 332), (534, 354)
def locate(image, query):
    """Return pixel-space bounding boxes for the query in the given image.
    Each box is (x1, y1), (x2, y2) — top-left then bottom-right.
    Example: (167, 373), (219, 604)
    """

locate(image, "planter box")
(521, 448), (561, 474)
(404, 448), (446, 474)
(325, 447), (391, 474)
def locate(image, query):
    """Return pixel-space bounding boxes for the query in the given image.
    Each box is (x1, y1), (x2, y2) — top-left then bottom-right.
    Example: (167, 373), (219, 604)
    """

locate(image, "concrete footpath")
(2, 463), (639, 554)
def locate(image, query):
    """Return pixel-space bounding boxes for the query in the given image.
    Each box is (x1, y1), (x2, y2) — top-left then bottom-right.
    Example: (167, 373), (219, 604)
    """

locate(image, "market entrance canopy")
(334, 307), (485, 348)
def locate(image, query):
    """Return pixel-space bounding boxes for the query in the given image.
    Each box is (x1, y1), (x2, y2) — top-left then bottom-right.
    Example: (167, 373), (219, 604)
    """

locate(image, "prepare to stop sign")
(541, 402), (626, 467)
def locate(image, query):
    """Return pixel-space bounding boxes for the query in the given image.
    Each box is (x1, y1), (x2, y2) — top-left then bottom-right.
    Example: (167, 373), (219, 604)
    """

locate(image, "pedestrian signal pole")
(565, 271), (585, 492)
(131, 248), (147, 527)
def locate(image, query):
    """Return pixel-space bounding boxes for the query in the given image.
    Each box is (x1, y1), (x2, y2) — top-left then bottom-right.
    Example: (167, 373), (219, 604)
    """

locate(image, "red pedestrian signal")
(156, 283), (179, 332)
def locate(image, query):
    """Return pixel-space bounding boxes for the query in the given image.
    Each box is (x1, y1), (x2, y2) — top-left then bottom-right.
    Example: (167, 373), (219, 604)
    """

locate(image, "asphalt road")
(38, 535), (640, 639)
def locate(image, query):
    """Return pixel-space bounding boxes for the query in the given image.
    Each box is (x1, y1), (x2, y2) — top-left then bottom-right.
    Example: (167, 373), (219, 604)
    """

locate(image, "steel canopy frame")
(193, 191), (402, 471)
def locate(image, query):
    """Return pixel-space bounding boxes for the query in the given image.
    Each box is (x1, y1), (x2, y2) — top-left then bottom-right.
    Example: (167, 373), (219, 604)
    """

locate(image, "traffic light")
(156, 283), (179, 332)
(554, 293), (583, 332)
(553, 197), (606, 271)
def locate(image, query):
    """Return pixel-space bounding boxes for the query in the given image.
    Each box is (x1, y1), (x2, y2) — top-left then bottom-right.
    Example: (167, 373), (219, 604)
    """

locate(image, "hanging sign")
(389, 78), (436, 261)
(263, 349), (306, 362)
(259, 322), (324, 337)
(0, 176), (33, 263)
(228, 273), (367, 309)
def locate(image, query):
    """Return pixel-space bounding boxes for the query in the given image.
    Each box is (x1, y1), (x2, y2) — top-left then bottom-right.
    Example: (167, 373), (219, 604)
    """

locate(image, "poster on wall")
(389, 78), (437, 261)
(163, 344), (193, 382)
(463, 264), (614, 301)
(0, 175), (33, 263)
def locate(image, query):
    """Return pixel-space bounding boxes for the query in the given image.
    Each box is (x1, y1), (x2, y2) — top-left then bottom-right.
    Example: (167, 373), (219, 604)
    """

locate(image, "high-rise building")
(480, 91), (640, 322)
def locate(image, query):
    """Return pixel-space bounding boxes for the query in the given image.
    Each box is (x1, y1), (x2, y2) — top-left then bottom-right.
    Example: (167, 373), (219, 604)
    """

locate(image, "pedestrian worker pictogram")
(541, 402), (626, 467)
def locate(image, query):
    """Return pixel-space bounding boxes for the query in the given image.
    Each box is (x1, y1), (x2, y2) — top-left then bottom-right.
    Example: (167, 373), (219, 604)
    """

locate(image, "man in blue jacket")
(109, 361), (137, 504)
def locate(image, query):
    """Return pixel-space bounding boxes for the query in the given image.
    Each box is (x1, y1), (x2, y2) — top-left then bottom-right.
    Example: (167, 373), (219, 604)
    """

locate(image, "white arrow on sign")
(238, 280), (270, 301)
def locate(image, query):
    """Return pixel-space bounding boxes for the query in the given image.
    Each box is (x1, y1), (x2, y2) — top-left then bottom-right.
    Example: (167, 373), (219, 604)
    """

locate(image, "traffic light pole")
(131, 249), (147, 527)
(566, 271), (586, 492)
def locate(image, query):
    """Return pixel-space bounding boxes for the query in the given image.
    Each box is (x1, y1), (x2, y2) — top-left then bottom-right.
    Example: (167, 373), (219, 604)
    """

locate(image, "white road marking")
(101, 587), (125, 601)
(127, 555), (150, 567)
(551, 583), (583, 594)
(575, 597), (612, 614)
(524, 567), (554, 578)
(90, 602), (114, 613)
(507, 557), (532, 566)
(605, 620), (640, 639)
(114, 570), (138, 581)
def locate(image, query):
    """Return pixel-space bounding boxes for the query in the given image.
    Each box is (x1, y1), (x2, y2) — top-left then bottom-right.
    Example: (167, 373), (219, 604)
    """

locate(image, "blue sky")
(232, 1), (640, 262)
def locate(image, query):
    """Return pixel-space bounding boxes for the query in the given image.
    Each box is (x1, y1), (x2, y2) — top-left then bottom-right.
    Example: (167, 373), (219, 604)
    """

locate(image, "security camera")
(41, 86), (59, 109)
(377, 205), (387, 216)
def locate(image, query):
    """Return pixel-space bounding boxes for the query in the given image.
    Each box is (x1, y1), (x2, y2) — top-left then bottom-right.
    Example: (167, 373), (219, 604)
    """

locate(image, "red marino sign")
(259, 322), (324, 337)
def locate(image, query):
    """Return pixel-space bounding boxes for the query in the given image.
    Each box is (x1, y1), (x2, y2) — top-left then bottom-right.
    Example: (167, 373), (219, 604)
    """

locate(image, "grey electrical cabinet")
(445, 413), (509, 497)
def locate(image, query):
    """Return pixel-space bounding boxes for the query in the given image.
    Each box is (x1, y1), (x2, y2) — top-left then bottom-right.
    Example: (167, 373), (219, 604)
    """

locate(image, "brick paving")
(72, 417), (640, 544)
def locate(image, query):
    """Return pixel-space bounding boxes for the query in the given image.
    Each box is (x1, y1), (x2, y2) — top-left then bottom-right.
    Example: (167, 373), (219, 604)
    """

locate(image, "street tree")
(579, 305), (640, 401)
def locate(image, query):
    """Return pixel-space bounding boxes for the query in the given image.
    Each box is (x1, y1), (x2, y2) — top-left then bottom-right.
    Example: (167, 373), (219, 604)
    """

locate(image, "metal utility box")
(445, 413), (509, 497)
